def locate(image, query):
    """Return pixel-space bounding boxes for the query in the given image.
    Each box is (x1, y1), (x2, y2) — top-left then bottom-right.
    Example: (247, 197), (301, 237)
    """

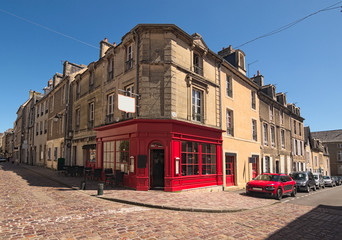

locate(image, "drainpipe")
(218, 61), (226, 191)
(133, 30), (140, 117)
(64, 77), (70, 165)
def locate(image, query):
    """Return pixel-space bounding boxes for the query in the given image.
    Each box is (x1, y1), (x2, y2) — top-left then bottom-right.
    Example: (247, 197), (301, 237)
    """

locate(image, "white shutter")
(280, 156), (285, 173)
(270, 157), (273, 173)
(263, 157), (266, 173)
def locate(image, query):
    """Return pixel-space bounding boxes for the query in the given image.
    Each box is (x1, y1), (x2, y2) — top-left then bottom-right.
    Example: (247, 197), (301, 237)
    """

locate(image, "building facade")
(312, 130), (342, 176)
(218, 46), (261, 188)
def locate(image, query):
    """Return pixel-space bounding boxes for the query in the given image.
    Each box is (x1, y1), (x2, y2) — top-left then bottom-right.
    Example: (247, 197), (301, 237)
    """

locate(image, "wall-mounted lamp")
(130, 156), (134, 173)
(53, 114), (62, 122)
(175, 157), (180, 175)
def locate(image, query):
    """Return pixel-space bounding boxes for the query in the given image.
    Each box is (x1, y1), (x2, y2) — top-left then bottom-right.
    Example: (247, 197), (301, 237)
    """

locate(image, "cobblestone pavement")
(1, 162), (342, 240)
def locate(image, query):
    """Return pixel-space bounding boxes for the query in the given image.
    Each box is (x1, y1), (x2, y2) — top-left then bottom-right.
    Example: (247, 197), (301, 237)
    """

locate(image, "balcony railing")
(105, 114), (114, 124)
(193, 65), (203, 76)
(125, 59), (133, 71)
(88, 120), (94, 130)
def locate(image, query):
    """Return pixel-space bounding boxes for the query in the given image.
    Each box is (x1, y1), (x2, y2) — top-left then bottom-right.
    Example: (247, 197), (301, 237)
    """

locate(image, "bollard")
(97, 183), (104, 195)
(80, 180), (86, 190)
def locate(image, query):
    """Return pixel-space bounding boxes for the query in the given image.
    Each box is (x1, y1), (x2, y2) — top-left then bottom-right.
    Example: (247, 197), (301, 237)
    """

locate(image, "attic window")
(239, 52), (245, 70)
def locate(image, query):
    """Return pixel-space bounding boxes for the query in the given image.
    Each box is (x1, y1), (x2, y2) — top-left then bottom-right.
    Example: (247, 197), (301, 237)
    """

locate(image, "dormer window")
(239, 52), (245, 70)
(193, 53), (203, 76)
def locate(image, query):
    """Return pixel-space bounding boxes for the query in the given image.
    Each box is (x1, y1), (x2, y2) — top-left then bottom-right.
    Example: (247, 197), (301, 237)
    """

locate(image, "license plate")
(252, 187), (263, 191)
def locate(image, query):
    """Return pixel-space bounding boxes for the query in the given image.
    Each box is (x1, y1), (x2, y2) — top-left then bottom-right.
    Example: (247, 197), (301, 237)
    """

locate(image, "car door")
(281, 176), (292, 193)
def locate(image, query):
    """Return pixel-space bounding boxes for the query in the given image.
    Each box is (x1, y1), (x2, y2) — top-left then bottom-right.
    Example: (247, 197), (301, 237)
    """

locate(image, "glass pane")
(181, 153), (187, 164)
(194, 165), (199, 175)
(181, 165), (187, 176)
(188, 142), (193, 152)
(212, 145), (216, 154)
(181, 141), (186, 152)
(202, 155), (206, 164)
(212, 155), (216, 164)
(194, 143), (199, 152)
(188, 155), (193, 164)
(194, 154), (198, 164)
(187, 165), (193, 175)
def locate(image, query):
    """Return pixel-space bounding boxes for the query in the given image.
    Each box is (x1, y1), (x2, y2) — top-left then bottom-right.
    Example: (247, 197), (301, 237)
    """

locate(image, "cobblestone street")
(1, 162), (342, 240)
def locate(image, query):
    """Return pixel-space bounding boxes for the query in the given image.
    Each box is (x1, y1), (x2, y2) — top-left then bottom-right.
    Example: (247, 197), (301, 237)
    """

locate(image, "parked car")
(0, 157), (7, 162)
(313, 173), (325, 189)
(290, 171), (316, 192)
(246, 173), (297, 200)
(323, 176), (336, 187)
(332, 176), (341, 186)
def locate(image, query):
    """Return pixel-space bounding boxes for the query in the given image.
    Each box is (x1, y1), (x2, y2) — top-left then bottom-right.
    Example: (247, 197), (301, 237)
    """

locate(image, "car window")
(291, 173), (306, 180)
(255, 174), (280, 181)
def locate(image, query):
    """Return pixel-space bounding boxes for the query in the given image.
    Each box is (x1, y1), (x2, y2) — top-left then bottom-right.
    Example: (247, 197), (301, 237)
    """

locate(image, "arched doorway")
(149, 142), (164, 190)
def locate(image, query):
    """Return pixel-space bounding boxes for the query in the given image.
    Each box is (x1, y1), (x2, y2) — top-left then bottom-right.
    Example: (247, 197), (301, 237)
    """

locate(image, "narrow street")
(1, 163), (342, 240)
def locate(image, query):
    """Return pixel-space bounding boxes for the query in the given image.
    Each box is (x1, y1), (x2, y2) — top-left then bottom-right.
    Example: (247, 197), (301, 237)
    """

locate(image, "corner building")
(95, 24), (223, 191)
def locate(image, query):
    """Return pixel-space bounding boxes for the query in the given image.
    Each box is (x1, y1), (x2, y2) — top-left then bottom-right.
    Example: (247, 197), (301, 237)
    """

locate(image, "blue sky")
(0, 0), (341, 133)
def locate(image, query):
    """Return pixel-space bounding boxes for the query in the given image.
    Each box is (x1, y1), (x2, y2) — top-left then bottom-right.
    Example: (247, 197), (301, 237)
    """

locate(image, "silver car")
(323, 176), (336, 187)
(313, 173), (325, 189)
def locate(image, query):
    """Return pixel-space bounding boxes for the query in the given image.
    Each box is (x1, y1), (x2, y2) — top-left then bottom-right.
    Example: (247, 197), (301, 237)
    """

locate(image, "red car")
(246, 173), (297, 200)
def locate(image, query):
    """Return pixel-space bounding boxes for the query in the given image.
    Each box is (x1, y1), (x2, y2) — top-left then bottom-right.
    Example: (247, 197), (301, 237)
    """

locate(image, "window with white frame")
(299, 123), (302, 136)
(252, 119), (257, 141)
(281, 129), (285, 148)
(126, 44), (133, 70)
(54, 147), (58, 161)
(226, 75), (232, 98)
(90, 70), (94, 86)
(124, 85), (135, 118)
(263, 123), (268, 146)
(269, 105), (274, 121)
(270, 126), (275, 147)
(338, 144), (342, 149)
(192, 88), (203, 122)
(107, 93), (114, 115)
(280, 111), (284, 125)
(41, 102), (44, 115)
(89, 102), (94, 122)
(251, 91), (256, 110)
(293, 120), (297, 135)
(193, 52), (203, 75)
(226, 109), (234, 136)
(338, 151), (342, 161)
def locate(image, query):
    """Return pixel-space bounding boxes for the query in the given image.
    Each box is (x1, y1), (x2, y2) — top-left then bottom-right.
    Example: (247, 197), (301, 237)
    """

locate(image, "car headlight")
(265, 184), (275, 191)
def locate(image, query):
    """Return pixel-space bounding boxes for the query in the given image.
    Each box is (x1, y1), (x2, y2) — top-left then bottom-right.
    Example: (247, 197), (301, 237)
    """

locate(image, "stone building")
(312, 130), (342, 176)
(94, 24), (223, 191)
(288, 104), (305, 171)
(218, 46), (261, 188)
(46, 62), (86, 169)
(252, 73), (293, 174)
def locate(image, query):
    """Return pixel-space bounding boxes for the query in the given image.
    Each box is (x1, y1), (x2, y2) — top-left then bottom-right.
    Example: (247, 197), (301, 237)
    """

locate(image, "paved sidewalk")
(13, 162), (278, 213)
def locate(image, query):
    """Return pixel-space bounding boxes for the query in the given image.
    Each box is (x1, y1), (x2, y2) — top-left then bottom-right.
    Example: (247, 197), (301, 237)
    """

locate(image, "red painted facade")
(95, 119), (223, 192)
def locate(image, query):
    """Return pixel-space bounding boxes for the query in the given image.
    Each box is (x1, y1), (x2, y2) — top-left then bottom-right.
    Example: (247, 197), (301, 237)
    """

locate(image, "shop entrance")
(149, 142), (165, 189)
(226, 153), (235, 186)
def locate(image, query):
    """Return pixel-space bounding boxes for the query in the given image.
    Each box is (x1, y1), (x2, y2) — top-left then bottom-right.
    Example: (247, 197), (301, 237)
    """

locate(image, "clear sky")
(0, 0), (341, 133)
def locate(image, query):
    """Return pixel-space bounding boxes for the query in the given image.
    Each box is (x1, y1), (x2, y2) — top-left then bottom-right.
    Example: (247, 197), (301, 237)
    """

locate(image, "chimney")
(251, 70), (264, 86)
(99, 37), (112, 58)
(113, 42), (116, 47)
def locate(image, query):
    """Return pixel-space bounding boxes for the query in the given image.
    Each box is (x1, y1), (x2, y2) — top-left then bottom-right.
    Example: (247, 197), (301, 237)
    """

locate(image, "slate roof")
(311, 130), (342, 143)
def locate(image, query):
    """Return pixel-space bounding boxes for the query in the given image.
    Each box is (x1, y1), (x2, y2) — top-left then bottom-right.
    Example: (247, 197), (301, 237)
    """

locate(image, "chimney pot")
(257, 70), (260, 76)
(113, 42), (116, 47)
(104, 38), (108, 42)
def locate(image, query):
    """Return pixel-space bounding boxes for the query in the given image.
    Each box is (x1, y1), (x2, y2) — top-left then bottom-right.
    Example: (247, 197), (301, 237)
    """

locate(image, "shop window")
(201, 144), (216, 175)
(116, 140), (129, 174)
(181, 141), (199, 176)
(103, 141), (115, 170)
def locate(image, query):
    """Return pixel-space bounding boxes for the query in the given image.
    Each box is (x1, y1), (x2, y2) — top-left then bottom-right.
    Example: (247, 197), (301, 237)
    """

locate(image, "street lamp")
(53, 114), (62, 122)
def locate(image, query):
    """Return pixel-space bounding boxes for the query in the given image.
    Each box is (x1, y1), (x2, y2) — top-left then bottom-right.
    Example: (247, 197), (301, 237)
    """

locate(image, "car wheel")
(275, 188), (283, 200)
(313, 184), (317, 191)
(306, 185), (310, 193)
(291, 186), (297, 197)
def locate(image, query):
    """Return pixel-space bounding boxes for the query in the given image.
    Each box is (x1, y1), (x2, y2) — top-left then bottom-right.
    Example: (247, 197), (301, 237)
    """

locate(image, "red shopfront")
(95, 119), (223, 192)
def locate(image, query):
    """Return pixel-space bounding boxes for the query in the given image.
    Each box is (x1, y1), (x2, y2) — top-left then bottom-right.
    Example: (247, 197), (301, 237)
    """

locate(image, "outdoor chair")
(104, 168), (115, 186)
(93, 168), (102, 181)
(84, 167), (93, 180)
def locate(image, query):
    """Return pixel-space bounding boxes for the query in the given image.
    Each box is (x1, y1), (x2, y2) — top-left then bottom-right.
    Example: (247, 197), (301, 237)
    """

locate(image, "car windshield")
(255, 174), (280, 181)
(314, 175), (318, 180)
(323, 176), (330, 179)
(291, 173), (306, 180)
